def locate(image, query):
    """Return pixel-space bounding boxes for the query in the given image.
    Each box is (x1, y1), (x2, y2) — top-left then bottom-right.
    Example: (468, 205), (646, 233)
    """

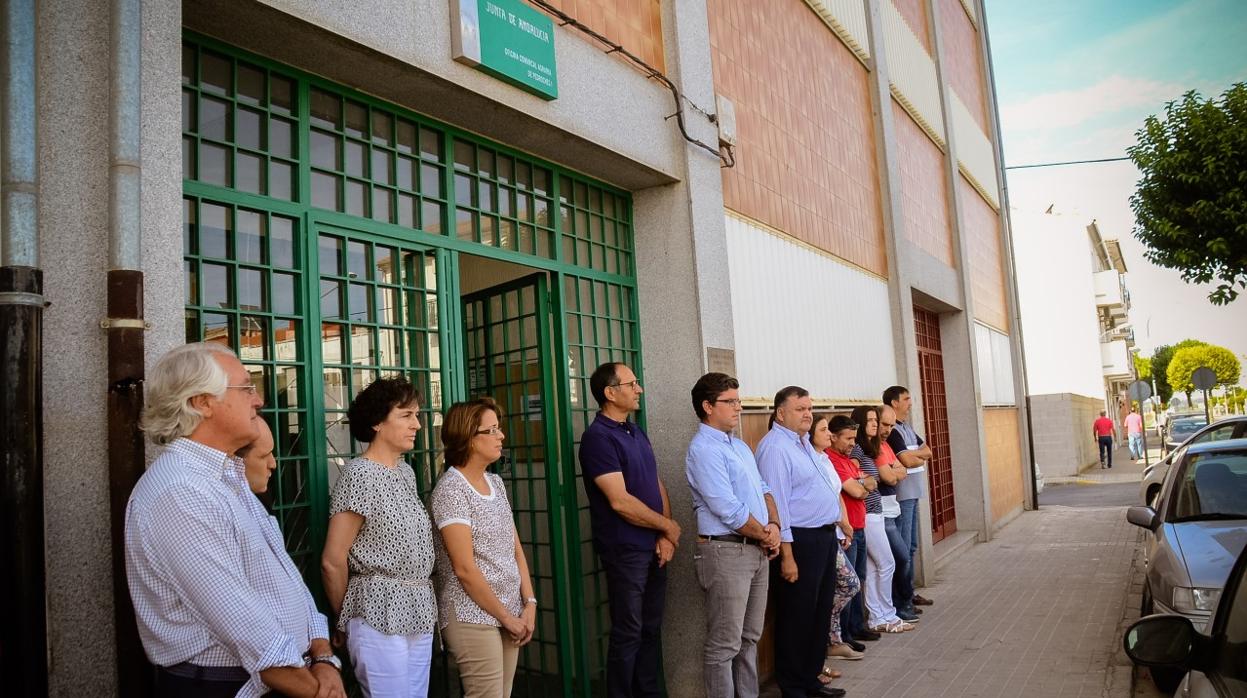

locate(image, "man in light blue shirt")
(685, 373), (780, 698)
(756, 386), (850, 698)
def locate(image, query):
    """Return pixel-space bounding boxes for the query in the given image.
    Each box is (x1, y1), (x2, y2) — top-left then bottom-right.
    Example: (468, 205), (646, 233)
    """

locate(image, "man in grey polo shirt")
(883, 385), (935, 616)
(685, 373), (780, 698)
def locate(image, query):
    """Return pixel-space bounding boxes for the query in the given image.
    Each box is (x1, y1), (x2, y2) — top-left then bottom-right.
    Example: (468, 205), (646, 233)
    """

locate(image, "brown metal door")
(914, 307), (957, 542)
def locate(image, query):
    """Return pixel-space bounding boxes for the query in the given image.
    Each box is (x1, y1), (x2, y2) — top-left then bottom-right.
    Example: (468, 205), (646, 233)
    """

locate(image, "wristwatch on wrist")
(307, 653), (342, 671)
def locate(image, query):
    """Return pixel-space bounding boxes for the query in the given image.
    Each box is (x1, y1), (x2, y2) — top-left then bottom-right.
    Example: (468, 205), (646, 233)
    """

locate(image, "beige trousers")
(441, 615), (520, 698)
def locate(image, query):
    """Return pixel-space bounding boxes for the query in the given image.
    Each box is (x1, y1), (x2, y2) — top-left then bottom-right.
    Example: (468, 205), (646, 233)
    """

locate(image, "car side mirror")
(1127, 505), (1159, 530)
(1123, 615), (1196, 667)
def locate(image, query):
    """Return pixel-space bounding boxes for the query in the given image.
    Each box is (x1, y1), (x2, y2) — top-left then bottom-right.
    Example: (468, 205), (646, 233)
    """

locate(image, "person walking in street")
(126, 342), (345, 698)
(1124, 406), (1145, 461)
(321, 378), (439, 697)
(685, 372), (781, 698)
(863, 406), (912, 633)
(432, 398), (538, 698)
(757, 387), (849, 698)
(1094, 410), (1116, 468)
(579, 362), (679, 698)
(883, 386), (934, 614)
(816, 414), (869, 661)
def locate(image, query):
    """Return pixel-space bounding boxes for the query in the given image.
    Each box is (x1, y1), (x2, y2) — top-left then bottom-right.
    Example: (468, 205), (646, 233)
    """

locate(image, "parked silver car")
(1139, 416), (1247, 507)
(1127, 438), (1247, 693)
(1124, 543), (1247, 697)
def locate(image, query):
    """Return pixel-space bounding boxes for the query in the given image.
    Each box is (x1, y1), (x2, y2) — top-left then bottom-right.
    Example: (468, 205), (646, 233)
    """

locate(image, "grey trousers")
(694, 539), (770, 698)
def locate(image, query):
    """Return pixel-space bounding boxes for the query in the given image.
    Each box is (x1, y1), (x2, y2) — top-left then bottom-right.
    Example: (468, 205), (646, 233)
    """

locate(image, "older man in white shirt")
(125, 342), (345, 698)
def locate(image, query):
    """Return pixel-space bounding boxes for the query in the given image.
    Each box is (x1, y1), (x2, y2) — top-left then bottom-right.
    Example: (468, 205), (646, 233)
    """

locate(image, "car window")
(1193, 423), (1242, 444)
(1171, 420), (1208, 439)
(1171, 450), (1247, 521)
(1213, 551), (1247, 691)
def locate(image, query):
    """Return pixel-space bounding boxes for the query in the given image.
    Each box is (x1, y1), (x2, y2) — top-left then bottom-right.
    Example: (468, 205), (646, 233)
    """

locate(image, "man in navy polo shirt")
(579, 362), (680, 698)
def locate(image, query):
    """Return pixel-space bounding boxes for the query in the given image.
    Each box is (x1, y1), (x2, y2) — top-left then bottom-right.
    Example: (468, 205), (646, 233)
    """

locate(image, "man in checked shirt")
(125, 342), (346, 698)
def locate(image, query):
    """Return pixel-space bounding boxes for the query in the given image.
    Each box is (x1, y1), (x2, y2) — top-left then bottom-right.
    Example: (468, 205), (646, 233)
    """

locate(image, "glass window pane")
(200, 203), (229, 259)
(273, 271), (297, 315)
(378, 328), (400, 365)
(480, 181), (495, 212)
(420, 128), (442, 162)
(499, 187), (513, 218)
(398, 193), (416, 228)
(310, 88), (341, 130)
(372, 188), (392, 223)
(238, 267), (263, 309)
(500, 220), (516, 250)
(319, 235), (344, 277)
(270, 117), (294, 159)
(320, 280), (343, 319)
(203, 312), (232, 345)
(311, 130), (341, 171)
(202, 263), (230, 308)
(345, 180), (367, 217)
(200, 96), (230, 141)
(347, 241), (369, 281)
(236, 209), (265, 263)
(183, 137), (195, 180)
(321, 324), (345, 365)
(344, 101), (367, 139)
(421, 163), (442, 199)
(533, 167), (550, 195)
(515, 161), (531, 190)
(422, 201), (443, 235)
(344, 140), (366, 178)
(518, 224), (534, 254)
(270, 75), (295, 114)
(311, 172), (340, 210)
(589, 187), (602, 212)
(199, 142), (230, 186)
(397, 156), (415, 191)
(182, 89), (195, 132)
(184, 259), (197, 304)
(200, 51), (231, 95)
(453, 139), (474, 171)
(480, 215), (496, 246)
(350, 325), (376, 366)
(237, 62), (265, 105)
(378, 286), (399, 324)
(273, 320), (300, 363)
(183, 198), (196, 255)
(455, 174), (474, 207)
(371, 111), (393, 146)
(271, 216), (295, 268)
(372, 148), (392, 186)
(478, 149), (495, 178)
(516, 193), (530, 223)
(182, 44), (196, 86)
(349, 283), (373, 322)
(269, 161), (293, 201)
(456, 208), (474, 241)
(240, 316), (268, 362)
(498, 156), (513, 184)
(535, 197), (550, 227)
(235, 152), (263, 194)
(397, 119), (417, 154)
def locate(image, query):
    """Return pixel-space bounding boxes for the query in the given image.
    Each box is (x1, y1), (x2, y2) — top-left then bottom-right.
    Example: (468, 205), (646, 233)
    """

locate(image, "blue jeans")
(1129, 433), (1143, 459)
(839, 528), (867, 640)
(897, 499), (920, 610)
(599, 545), (668, 698)
(885, 514), (913, 614)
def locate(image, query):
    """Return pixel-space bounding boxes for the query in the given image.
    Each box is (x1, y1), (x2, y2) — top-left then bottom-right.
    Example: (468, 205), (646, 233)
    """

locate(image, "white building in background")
(1013, 207), (1134, 476)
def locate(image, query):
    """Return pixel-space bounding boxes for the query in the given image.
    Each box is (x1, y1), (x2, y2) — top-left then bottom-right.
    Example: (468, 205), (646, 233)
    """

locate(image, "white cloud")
(999, 75), (1185, 132)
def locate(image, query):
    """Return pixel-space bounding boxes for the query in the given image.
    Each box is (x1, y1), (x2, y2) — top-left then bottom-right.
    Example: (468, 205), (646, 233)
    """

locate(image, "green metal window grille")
(317, 230), (444, 491)
(558, 274), (642, 684)
(182, 45), (300, 200)
(452, 140), (556, 257)
(182, 195), (317, 579)
(558, 177), (633, 276)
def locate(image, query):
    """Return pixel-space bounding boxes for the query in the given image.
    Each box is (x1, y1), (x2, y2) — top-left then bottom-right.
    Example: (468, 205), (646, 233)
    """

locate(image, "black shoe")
(913, 594), (934, 606)
(857, 629), (881, 641)
(846, 639), (866, 652)
(810, 687), (847, 698)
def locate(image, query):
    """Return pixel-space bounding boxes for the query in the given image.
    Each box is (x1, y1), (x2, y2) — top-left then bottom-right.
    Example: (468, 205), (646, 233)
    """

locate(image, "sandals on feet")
(819, 664), (842, 684)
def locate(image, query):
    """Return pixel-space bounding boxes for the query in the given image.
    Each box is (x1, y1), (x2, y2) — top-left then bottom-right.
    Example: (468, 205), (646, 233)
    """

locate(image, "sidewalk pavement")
(1046, 444), (1161, 486)
(785, 504), (1146, 697)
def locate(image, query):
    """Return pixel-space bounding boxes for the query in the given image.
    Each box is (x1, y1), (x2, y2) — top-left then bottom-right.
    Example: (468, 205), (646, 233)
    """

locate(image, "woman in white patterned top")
(432, 398), (537, 698)
(322, 378), (438, 697)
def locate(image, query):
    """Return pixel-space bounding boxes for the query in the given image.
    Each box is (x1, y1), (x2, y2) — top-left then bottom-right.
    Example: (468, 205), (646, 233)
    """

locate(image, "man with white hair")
(125, 342), (345, 698)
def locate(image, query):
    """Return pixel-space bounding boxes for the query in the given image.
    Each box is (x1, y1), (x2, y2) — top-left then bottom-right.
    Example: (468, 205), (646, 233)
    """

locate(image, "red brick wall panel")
(936, 0), (988, 132)
(892, 0), (932, 54)
(959, 175), (1008, 331)
(709, 0), (887, 276)
(544, 0), (665, 71)
(893, 100), (953, 266)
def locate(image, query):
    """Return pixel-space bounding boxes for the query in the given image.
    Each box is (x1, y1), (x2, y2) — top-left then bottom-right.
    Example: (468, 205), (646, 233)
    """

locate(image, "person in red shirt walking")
(1093, 411), (1116, 469)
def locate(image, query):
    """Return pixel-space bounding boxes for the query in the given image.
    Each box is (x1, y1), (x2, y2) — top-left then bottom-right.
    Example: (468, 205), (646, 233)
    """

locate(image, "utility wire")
(523, 0), (736, 168)
(1004, 156), (1131, 170)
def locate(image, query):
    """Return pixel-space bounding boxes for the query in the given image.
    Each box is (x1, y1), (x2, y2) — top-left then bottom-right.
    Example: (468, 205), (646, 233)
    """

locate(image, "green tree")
(1167, 344), (1243, 403)
(1133, 354), (1152, 381)
(1127, 82), (1247, 305)
(1152, 339), (1207, 403)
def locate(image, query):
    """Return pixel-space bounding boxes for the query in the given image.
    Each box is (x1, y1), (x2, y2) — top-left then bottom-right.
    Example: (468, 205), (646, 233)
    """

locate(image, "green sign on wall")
(450, 0), (559, 100)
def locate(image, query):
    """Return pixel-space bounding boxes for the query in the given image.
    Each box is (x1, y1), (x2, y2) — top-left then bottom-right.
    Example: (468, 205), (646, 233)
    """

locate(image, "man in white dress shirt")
(125, 342), (345, 698)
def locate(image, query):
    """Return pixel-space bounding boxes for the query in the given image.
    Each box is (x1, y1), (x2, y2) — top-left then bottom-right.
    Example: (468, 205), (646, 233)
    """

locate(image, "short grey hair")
(142, 342), (237, 445)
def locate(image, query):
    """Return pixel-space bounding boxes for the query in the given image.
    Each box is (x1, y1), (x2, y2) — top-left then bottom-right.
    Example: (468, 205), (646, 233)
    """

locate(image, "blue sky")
(984, 0), (1247, 365)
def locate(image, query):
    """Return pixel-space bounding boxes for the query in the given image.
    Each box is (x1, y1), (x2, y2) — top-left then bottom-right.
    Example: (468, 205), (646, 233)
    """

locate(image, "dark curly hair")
(347, 378), (422, 443)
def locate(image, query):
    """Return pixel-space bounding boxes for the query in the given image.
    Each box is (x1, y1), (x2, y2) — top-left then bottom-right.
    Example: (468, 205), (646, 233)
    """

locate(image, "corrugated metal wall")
(882, 0), (947, 143)
(725, 214), (897, 401)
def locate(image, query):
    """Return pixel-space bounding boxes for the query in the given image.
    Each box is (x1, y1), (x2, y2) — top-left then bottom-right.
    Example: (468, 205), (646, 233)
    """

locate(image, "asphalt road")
(1039, 481), (1141, 508)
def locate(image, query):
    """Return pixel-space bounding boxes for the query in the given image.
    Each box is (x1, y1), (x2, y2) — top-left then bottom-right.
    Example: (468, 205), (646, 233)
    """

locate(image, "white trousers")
(347, 616), (434, 698)
(863, 513), (900, 625)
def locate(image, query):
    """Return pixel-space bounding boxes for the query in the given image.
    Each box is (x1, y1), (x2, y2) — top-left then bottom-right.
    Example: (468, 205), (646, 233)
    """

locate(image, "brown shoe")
(913, 594), (934, 606)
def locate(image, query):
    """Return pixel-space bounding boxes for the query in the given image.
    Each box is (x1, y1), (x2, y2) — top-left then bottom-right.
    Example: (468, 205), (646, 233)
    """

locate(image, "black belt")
(699, 533), (762, 546)
(161, 663), (250, 682)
